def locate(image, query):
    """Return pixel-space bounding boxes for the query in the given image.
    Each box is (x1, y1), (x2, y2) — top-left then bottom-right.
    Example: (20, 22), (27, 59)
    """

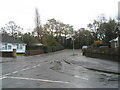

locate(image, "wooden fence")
(82, 48), (120, 61)
(25, 49), (44, 56)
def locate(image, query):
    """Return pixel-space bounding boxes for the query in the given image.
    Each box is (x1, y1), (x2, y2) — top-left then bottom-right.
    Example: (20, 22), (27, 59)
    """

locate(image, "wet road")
(0, 50), (119, 88)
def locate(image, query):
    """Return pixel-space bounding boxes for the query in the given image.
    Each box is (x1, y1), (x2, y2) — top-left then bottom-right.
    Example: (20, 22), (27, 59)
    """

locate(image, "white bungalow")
(0, 33), (26, 53)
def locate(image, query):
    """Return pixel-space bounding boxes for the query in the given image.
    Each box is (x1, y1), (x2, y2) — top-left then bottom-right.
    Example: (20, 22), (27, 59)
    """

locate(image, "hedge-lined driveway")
(1, 49), (119, 88)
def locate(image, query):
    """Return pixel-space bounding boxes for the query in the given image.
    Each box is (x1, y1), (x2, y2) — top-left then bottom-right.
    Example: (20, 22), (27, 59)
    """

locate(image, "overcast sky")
(0, 0), (119, 33)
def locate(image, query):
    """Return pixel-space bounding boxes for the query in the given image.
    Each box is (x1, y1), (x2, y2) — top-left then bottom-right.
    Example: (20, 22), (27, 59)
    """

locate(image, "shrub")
(44, 46), (64, 53)
(44, 46), (52, 53)
(52, 46), (57, 52)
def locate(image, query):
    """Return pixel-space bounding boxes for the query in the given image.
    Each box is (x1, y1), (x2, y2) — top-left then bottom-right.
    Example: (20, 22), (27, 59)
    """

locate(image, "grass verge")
(17, 53), (25, 56)
(70, 54), (78, 56)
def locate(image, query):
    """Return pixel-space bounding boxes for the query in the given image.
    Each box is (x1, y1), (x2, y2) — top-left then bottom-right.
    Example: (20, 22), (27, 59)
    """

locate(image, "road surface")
(0, 49), (119, 88)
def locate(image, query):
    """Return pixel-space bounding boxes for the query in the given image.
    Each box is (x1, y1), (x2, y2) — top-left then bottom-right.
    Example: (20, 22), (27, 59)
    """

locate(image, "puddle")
(97, 72), (119, 83)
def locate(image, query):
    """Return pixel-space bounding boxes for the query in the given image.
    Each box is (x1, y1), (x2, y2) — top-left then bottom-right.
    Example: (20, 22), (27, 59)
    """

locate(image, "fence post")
(12, 49), (16, 57)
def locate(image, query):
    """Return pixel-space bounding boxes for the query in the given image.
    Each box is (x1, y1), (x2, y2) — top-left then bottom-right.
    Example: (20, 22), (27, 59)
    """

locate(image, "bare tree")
(1, 21), (23, 38)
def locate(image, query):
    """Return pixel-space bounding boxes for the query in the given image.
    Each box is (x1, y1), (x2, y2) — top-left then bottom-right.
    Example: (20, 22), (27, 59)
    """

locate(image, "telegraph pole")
(71, 34), (75, 55)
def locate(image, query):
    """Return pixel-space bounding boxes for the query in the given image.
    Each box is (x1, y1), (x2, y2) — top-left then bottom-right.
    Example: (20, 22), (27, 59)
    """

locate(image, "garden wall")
(82, 48), (120, 61)
(1, 49), (16, 57)
(1, 52), (13, 57)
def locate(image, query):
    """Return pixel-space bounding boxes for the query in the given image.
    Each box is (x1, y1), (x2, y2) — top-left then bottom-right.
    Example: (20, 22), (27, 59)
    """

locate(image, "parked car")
(82, 46), (88, 56)
(82, 46), (88, 49)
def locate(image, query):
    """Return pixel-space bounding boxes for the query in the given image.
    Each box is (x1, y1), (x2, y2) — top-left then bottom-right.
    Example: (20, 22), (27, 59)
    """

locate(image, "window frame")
(17, 44), (19, 49)
(5, 43), (7, 50)
(8, 45), (12, 50)
(20, 45), (22, 50)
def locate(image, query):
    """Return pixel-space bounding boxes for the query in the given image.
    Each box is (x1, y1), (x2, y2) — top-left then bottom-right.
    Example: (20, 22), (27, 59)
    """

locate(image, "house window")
(17, 44), (19, 49)
(20, 45), (22, 49)
(8, 45), (12, 50)
(2, 46), (5, 50)
(5, 44), (7, 50)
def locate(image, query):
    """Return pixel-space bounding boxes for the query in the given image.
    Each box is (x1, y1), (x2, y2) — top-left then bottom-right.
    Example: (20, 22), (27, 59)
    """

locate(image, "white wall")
(16, 44), (26, 53)
(0, 42), (26, 53)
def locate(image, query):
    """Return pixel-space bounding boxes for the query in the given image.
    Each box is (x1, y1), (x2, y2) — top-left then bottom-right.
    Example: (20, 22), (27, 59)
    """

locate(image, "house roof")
(1, 33), (24, 44)
(109, 37), (119, 42)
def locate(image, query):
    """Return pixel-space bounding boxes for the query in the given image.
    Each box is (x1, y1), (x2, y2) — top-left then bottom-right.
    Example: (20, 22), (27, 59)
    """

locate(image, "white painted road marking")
(24, 67), (30, 70)
(1, 63), (71, 84)
(21, 67), (30, 71)
(12, 71), (18, 74)
(32, 66), (37, 68)
(0, 76), (7, 80)
(3, 73), (12, 76)
(3, 76), (70, 84)
(21, 68), (28, 71)
(3, 64), (41, 77)
(1, 64), (41, 80)
(74, 75), (88, 80)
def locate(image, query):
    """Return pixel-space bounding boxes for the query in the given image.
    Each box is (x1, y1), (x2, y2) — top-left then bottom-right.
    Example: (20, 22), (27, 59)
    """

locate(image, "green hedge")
(44, 46), (64, 53)
(44, 46), (52, 53)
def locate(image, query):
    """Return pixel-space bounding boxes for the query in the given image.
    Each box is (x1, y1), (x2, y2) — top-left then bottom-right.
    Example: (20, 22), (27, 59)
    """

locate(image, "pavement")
(67, 51), (119, 75)
(0, 49), (119, 88)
